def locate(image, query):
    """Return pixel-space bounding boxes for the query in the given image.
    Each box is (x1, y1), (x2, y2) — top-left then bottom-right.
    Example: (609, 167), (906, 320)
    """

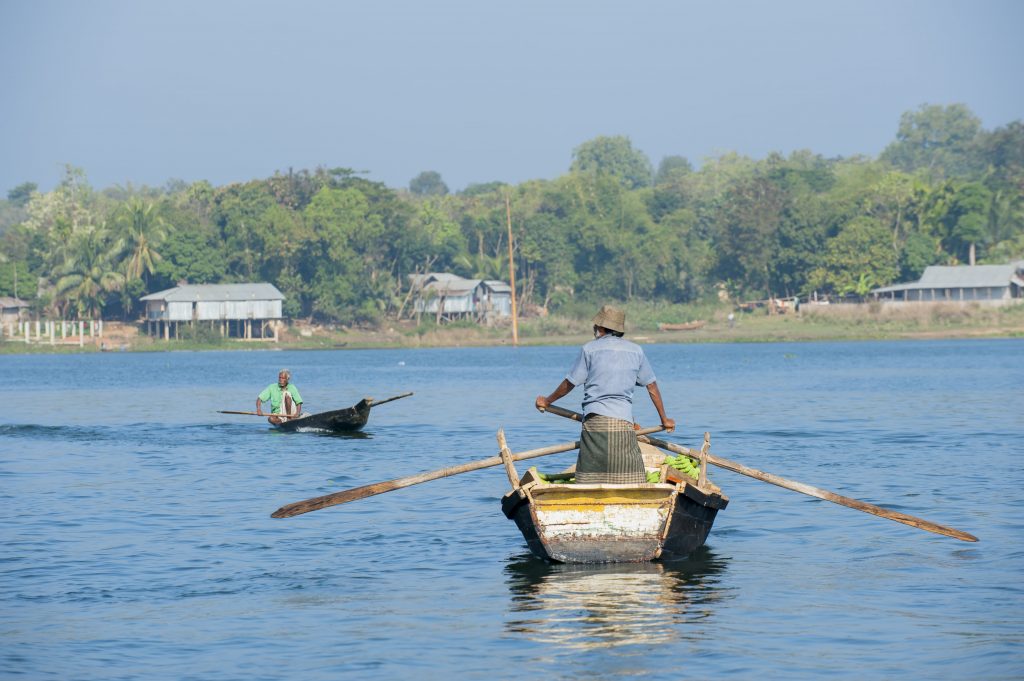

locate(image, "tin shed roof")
(482, 280), (511, 293)
(140, 283), (284, 302)
(873, 261), (1024, 293)
(917, 263), (1020, 288)
(429, 278), (481, 296)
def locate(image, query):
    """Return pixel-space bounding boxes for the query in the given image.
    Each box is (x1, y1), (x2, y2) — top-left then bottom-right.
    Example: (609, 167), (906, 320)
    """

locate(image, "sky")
(1, 0), (1022, 195)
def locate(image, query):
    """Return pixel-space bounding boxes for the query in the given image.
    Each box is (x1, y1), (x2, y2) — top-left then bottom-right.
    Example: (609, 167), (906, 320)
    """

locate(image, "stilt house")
(140, 283), (285, 340)
(409, 273), (513, 323)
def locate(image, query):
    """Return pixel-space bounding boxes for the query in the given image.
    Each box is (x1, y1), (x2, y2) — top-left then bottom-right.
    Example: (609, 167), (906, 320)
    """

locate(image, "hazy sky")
(2, 0), (1022, 194)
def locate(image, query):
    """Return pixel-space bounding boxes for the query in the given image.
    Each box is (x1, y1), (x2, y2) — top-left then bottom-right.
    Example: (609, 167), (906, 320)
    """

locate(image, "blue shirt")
(565, 335), (656, 421)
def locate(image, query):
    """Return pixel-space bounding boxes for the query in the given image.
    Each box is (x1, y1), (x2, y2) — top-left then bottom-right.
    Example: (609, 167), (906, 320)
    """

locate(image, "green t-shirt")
(258, 383), (303, 413)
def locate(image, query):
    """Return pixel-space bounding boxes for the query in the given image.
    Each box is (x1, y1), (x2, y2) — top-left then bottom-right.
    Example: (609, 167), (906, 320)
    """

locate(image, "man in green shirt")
(257, 369), (303, 424)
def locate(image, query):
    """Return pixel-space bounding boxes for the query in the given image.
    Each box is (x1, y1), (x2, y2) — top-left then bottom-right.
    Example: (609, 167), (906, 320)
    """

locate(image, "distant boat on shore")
(657, 321), (705, 331)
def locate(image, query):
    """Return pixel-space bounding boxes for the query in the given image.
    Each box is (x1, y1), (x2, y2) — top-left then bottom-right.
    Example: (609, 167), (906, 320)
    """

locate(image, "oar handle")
(542, 403), (652, 429)
(541, 404), (583, 421)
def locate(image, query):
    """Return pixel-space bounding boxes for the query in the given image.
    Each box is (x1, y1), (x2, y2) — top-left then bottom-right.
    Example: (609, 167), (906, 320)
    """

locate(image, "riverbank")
(2, 301), (1022, 354)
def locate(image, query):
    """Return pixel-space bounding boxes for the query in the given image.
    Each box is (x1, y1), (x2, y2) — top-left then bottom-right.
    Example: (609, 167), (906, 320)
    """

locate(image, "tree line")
(0, 103), (1021, 323)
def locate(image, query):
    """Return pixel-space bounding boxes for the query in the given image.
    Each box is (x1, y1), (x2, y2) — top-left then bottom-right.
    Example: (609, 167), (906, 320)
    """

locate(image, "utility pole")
(505, 194), (518, 346)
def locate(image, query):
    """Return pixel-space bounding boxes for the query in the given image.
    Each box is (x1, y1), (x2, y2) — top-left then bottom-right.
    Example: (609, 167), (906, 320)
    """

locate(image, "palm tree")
(115, 199), (167, 281)
(55, 226), (125, 318)
(454, 252), (507, 281)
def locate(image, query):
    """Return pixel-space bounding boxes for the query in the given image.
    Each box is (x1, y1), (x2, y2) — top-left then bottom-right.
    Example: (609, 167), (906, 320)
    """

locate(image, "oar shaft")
(367, 392), (414, 408)
(218, 410), (296, 417)
(640, 435), (977, 543)
(272, 425), (665, 518)
(541, 404), (977, 543)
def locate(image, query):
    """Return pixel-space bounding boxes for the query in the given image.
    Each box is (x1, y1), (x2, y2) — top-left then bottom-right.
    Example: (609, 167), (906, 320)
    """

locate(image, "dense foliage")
(1, 104), (1022, 323)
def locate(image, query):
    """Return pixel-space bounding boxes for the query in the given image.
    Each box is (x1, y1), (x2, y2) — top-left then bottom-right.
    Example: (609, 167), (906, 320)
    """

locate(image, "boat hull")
(502, 481), (727, 564)
(273, 399), (371, 433)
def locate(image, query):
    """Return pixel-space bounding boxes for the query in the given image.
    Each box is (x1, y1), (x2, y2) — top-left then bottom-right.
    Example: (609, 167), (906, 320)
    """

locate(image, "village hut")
(410, 273), (512, 323)
(140, 283), (284, 340)
(872, 261), (1024, 305)
(0, 296), (30, 325)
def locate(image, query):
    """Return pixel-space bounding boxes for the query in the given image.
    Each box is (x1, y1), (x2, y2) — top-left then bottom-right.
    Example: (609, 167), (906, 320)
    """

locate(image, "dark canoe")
(272, 399), (371, 432)
(500, 442), (728, 564)
(272, 392), (413, 433)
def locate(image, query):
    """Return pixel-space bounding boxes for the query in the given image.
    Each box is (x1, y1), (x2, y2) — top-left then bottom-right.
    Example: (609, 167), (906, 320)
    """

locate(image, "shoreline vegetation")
(3, 302), (1021, 355)
(3, 106), (1023, 346)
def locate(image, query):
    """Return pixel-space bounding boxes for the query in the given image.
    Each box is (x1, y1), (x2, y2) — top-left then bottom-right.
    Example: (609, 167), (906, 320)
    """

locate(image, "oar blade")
(272, 480), (402, 518)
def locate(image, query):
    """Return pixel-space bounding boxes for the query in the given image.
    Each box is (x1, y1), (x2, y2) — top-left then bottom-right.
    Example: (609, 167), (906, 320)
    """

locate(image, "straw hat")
(592, 305), (626, 333)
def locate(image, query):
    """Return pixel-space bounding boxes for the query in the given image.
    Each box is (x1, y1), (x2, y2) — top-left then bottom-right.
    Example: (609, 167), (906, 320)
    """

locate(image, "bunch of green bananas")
(536, 471), (575, 484)
(664, 455), (700, 480)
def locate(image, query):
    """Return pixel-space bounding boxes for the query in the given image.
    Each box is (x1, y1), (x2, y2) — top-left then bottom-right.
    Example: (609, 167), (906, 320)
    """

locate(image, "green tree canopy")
(6, 182), (37, 207)
(881, 103), (983, 180)
(655, 155), (693, 185)
(409, 171), (449, 196)
(808, 216), (900, 295)
(571, 135), (653, 190)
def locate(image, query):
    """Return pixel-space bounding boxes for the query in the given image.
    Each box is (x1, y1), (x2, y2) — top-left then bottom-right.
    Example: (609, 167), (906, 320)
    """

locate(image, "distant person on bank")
(257, 369), (303, 424)
(534, 305), (675, 483)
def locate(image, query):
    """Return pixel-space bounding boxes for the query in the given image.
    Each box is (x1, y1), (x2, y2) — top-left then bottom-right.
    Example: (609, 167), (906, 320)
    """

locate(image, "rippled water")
(2, 339), (1022, 679)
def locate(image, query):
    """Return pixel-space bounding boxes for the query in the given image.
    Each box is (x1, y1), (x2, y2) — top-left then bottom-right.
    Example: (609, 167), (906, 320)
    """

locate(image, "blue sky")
(1, 0), (1021, 194)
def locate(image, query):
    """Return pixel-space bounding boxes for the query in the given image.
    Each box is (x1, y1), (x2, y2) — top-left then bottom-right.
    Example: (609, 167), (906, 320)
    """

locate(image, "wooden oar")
(540, 404), (978, 543)
(367, 392), (413, 408)
(271, 424), (666, 518)
(221, 392), (411, 417)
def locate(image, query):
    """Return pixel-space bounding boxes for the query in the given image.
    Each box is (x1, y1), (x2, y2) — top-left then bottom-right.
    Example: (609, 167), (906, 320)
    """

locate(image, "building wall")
(146, 299), (282, 321)
(910, 286), (1010, 302)
(416, 293), (475, 314)
(168, 301), (193, 321)
(1, 309), (27, 324)
(482, 293), (512, 316)
(879, 298), (1016, 309)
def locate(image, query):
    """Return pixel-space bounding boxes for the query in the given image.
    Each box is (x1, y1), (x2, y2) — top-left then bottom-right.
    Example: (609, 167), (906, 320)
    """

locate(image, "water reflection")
(504, 547), (732, 649)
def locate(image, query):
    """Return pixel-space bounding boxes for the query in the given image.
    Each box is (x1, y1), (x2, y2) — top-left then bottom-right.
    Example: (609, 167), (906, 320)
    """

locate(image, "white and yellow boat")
(499, 435), (728, 564)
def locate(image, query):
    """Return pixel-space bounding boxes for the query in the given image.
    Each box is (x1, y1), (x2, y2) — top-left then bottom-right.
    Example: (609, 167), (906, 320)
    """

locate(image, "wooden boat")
(272, 392), (412, 433)
(499, 437), (728, 564)
(657, 321), (705, 331)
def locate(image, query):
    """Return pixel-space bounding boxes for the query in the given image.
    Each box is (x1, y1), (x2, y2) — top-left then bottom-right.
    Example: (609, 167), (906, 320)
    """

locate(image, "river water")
(2, 339), (1022, 679)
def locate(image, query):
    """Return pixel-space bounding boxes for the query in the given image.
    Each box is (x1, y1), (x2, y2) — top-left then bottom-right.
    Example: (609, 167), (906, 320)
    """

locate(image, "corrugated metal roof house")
(409, 273), (512, 322)
(140, 283), (284, 340)
(872, 261), (1024, 303)
(479, 280), (512, 318)
(0, 296), (29, 324)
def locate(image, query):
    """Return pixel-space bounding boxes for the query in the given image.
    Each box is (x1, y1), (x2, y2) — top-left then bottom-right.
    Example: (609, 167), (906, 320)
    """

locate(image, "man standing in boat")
(535, 305), (675, 483)
(256, 369), (303, 425)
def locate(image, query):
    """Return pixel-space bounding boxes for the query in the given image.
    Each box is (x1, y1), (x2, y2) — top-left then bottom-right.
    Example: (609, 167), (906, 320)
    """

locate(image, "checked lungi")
(575, 414), (647, 484)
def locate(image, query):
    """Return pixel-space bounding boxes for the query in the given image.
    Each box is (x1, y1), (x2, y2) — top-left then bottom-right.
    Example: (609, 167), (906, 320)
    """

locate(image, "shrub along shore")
(2, 302), (1022, 355)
